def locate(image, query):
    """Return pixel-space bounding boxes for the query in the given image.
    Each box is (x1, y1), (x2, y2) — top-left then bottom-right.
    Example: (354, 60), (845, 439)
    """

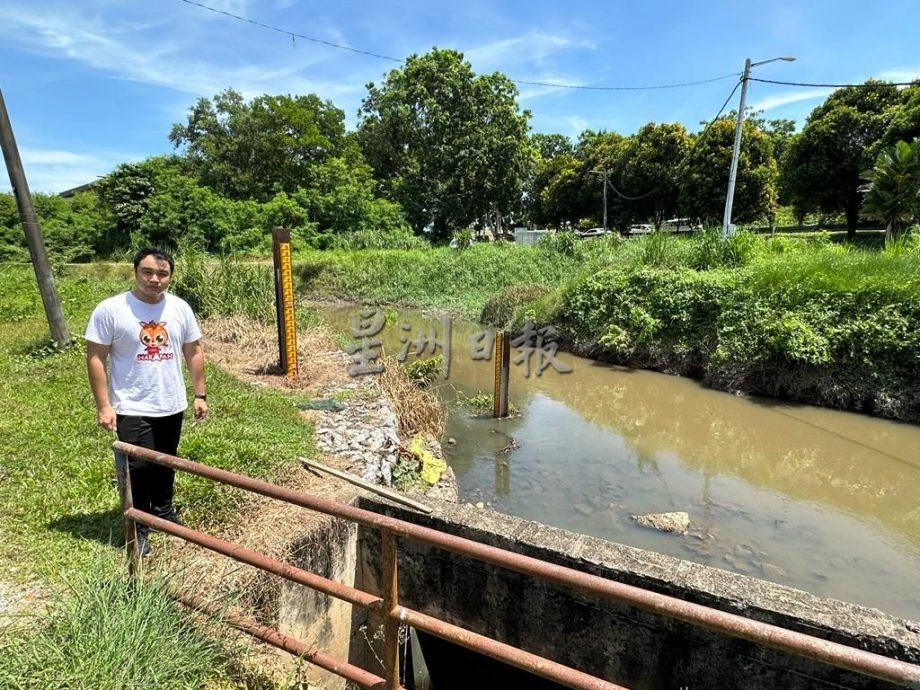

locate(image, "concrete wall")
(514, 229), (550, 246)
(276, 516), (359, 690)
(355, 496), (920, 690)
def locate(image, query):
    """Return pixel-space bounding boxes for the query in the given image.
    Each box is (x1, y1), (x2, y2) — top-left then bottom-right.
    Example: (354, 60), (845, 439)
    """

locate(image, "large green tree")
(780, 81), (901, 236)
(681, 118), (777, 225)
(613, 122), (691, 228)
(357, 49), (532, 238)
(879, 82), (920, 151)
(169, 89), (346, 201)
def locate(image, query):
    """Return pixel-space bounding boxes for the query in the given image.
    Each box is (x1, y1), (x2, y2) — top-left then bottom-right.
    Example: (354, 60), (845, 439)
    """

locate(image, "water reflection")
(320, 305), (920, 617)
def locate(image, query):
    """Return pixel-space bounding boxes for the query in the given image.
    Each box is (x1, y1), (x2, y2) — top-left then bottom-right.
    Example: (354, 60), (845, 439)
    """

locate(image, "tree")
(0, 191), (105, 262)
(758, 116), (796, 168)
(169, 89), (346, 201)
(358, 49), (532, 239)
(780, 81), (901, 236)
(572, 130), (628, 229)
(293, 149), (410, 238)
(530, 153), (583, 227)
(531, 133), (573, 160)
(859, 138), (920, 243)
(879, 82), (920, 151)
(613, 122), (691, 229)
(681, 118), (777, 225)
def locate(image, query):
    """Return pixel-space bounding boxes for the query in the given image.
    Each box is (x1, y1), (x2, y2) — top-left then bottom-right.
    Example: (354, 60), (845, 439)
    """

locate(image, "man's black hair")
(133, 247), (175, 274)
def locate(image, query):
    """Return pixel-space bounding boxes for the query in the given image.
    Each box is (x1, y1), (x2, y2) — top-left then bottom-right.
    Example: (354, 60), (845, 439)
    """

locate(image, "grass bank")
(0, 263), (317, 687)
(293, 243), (579, 319)
(293, 232), (920, 422)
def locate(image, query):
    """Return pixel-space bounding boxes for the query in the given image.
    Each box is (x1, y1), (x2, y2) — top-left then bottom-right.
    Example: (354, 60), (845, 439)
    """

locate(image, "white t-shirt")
(85, 291), (203, 417)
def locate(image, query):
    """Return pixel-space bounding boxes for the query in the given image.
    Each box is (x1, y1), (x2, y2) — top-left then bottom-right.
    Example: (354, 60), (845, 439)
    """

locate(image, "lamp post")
(721, 55), (795, 239)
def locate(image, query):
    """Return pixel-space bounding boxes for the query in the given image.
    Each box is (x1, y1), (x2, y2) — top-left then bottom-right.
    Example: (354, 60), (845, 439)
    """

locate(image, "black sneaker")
(135, 528), (151, 558)
(161, 509), (184, 528)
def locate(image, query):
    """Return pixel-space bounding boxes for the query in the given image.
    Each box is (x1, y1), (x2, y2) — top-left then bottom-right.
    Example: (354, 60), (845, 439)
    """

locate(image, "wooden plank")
(299, 457), (433, 514)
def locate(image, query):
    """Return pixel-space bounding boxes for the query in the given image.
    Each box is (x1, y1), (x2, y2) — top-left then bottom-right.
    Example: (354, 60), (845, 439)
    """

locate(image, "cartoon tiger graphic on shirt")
(137, 320), (174, 361)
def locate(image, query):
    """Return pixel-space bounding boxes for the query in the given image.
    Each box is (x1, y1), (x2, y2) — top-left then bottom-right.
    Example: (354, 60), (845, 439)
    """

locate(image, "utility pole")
(722, 55), (795, 240)
(591, 169), (609, 232)
(0, 88), (70, 345)
(721, 59), (751, 240)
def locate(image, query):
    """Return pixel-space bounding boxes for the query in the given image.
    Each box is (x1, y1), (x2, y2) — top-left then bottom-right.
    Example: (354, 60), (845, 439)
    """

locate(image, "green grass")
(0, 570), (234, 690)
(293, 243), (579, 319)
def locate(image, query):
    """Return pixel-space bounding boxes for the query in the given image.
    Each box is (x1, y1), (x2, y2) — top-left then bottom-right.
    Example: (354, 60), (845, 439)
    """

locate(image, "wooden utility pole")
(0, 88), (69, 345)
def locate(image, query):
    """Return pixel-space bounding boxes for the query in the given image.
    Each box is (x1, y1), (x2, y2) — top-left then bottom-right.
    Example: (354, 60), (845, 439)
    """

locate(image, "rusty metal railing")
(114, 441), (920, 690)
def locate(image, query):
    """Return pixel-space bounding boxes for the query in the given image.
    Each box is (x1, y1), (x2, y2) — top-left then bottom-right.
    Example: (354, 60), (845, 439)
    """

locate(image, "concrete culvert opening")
(265, 494), (920, 690)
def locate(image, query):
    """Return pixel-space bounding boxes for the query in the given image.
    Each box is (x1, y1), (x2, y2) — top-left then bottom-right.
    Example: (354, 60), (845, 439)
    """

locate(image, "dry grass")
(202, 316), (346, 394)
(162, 461), (356, 612)
(377, 356), (446, 440)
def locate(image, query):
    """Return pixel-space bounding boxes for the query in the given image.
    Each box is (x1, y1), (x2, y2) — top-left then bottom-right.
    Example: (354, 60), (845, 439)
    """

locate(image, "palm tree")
(859, 139), (920, 244)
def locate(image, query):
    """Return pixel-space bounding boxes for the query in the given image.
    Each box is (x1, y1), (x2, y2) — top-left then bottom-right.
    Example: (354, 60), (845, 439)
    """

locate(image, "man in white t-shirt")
(85, 247), (208, 556)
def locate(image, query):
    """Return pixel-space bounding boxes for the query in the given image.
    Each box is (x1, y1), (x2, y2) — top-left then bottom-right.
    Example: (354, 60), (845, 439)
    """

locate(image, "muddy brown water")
(320, 306), (920, 619)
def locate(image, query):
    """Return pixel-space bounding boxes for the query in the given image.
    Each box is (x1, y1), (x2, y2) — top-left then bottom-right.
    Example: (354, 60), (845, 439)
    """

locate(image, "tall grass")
(0, 570), (230, 690)
(295, 243), (579, 318)
(171, 245), (276, 322)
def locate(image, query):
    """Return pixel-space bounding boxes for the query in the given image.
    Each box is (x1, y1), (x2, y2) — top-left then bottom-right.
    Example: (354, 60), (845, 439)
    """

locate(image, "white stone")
(630, 511), (691, 535)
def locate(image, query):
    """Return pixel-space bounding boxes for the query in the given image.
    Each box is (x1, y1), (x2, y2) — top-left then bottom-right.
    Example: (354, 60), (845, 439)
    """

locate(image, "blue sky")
(2, 0), (919, 193)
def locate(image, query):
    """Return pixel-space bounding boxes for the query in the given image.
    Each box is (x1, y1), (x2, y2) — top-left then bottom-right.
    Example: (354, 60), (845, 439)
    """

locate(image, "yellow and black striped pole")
(272, 227), (298, 378)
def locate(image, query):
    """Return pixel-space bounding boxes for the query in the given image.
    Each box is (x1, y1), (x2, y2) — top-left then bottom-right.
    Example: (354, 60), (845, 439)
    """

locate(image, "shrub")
(322, 227), (428, 250)
(538, 230), (580, 257)
(689, 229), (763, 269)
(479, 283), (549, 327)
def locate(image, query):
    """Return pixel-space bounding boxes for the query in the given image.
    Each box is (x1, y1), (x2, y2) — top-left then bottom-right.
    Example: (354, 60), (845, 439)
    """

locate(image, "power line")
(178, 0), (742, 91)
(749, 77), (918, 88)
(510, 73), (740, 91)
(605, 77), (742, 202)
(179, 0), (402, 63)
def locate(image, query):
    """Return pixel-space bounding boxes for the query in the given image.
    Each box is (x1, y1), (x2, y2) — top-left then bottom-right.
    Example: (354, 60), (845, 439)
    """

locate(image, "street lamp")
(721, 55), (796, 239)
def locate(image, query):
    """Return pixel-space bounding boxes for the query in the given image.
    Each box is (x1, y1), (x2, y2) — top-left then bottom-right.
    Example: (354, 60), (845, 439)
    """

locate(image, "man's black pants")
(116, 412), (183, 521)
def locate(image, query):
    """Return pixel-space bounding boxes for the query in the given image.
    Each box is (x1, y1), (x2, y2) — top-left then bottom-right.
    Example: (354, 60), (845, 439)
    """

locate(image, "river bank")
(293, 237), (920, 423)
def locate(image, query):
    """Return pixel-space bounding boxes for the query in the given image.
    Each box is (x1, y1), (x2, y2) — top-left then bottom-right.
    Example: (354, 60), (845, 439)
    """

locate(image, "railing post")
(116, 450), (139, 577)
(381, 529), (400, 690)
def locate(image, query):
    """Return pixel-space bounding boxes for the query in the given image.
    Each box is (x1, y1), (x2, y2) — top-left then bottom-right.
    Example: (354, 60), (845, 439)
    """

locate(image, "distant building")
(57, 181), (97, 198)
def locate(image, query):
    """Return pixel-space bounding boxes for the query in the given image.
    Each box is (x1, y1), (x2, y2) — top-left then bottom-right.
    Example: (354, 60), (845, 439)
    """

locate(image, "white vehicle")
(575, 227), (607, 238)
(628, 223), (653, 235)
(661, 218), (703, 233)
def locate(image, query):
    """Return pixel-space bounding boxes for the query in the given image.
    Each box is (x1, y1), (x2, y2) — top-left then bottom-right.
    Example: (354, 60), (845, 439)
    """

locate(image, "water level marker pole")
(493, 331), (510, 418)
(272, 227), (298, 378)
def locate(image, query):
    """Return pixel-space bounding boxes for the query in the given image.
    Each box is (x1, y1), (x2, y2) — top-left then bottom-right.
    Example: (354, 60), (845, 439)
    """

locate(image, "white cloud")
(464, 30), (593, 71)
(9, 148), (141, 194)
(875, 67), (920, 83)
(0, 5), (364, 101)
(748, 89), (831, 112)
(568, 116), (589, 136)
(19, 149), (98, 166)
(201, 0), (249, 14)
(517, 75), (585, 101)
